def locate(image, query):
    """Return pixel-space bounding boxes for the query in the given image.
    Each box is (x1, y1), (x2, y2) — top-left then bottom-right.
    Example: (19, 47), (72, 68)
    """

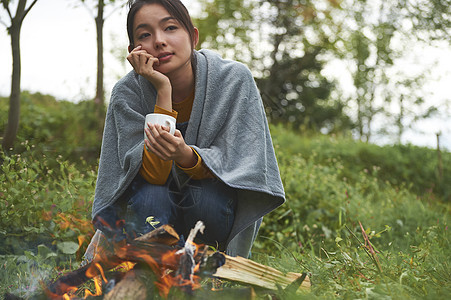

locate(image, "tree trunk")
(94, 0), (105, 107)
(2, 0), (27, 150)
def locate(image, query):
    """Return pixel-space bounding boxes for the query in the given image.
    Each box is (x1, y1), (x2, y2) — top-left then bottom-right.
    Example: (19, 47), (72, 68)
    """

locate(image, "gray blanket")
(91, 49), (285, 256)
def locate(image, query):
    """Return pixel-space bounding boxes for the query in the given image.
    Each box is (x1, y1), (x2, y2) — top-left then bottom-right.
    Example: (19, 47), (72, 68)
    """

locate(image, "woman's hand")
(127, 46), (170, 89)
(145, 123), (198, 168)
(127, 46), (172, 110)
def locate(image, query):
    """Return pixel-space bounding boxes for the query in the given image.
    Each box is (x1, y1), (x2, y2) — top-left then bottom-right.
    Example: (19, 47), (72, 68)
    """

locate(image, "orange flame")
(51, 228), (206, 299)
(60, 286), (78, 300)
(83, 275), (103, 298)
(112, 261), (136, 272)
(154, 241), (203, 298)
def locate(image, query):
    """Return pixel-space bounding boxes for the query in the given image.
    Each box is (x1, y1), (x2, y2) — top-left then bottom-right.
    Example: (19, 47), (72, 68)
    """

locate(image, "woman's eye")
(138, 33), (150, 39)
(166, 26), (177, 31)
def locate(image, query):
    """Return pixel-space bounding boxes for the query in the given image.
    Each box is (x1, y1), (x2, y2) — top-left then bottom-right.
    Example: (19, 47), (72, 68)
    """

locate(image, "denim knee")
(124, 174), (175, 237)
(181, 178), (237, 247)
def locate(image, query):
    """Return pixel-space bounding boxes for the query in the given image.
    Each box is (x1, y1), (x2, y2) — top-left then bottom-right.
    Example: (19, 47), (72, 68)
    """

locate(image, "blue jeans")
(121, 172), (237, 248)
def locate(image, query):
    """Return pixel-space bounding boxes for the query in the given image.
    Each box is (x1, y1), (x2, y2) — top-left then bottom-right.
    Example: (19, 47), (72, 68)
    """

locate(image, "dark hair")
(127, 0), (196, 49)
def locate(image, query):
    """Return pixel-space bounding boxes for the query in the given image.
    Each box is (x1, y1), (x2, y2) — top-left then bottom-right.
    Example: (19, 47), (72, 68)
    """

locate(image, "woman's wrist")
(176, 145), (198, 168)
(155, 84), (172, 111)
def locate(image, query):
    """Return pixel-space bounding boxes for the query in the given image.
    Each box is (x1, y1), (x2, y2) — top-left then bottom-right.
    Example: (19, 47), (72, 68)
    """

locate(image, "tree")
(194, 0), (447, 140)
(382, 75), (438, 143)
(193, 0), (256, 64)
(398, 0), (451, 43)
(1, 0), (38, 150)
(336, 0), (445, 142)
(327, 0), (401, 142)
(78, 0), (124, 107)
(254, 0), (350, 132)
(194, 0), (351, 132)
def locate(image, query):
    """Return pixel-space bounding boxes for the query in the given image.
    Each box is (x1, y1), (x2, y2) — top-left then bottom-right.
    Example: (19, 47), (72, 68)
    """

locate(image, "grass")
(1, 123), (450, 299)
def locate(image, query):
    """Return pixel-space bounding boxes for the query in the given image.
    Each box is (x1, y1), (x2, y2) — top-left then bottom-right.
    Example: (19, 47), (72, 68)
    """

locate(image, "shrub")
(0, 141), (97, 256)
(269, 124), (450, 201)
(254, 135), (450, 298)
(0, 92), (104, 167)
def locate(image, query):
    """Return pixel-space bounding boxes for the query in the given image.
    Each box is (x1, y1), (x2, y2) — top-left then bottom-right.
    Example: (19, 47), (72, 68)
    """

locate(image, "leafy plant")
(0, 141), (96, 256)
(1, 94), (450, 298)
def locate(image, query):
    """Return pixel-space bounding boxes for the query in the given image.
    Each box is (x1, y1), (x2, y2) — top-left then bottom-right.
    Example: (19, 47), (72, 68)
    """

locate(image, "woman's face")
(131, 3), (198, 77)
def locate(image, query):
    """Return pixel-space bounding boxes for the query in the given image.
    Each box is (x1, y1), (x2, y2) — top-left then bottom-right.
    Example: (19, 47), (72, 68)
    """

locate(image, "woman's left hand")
(145, 123), (198, 168)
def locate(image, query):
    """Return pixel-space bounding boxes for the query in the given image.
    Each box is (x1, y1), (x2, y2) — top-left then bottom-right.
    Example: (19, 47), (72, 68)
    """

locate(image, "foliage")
(328, 0), (443, 143)
(253, 125), (450, 298)
(0, 141), (97, 255)
(193, 0), (448, 143)
(0, 139), (98, 296)
(194, 0), (352, 132)
(0, 246), (79, 299)
(193, 0), (255, 59)
(269, 124), (450, 201)
(1, 113), (450, 298)
(0, 92), (104, 166)
(0, 0), (39, 149)
(397, 0), (451, 43)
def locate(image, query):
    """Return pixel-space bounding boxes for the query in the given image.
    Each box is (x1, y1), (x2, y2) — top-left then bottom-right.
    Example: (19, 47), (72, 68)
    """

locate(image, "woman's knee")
(125, 179), (174, 234)
(184, 179), (237, 244)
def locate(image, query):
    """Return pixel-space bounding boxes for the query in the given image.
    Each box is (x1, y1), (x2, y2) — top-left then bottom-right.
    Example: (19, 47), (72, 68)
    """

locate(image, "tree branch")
(23, 0), (38, 20)
(80, 0), (95, 19)
(105, 2), (126, 20)
(0, 17), (9, 28)
(1, 0), (13, 20)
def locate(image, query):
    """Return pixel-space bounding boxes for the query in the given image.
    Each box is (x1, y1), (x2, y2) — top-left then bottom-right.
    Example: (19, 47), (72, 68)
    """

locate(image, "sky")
(0, 0), (450, 150)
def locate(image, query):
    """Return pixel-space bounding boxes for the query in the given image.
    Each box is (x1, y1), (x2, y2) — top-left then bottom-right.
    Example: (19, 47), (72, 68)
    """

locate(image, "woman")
(85, 0), (285, 261)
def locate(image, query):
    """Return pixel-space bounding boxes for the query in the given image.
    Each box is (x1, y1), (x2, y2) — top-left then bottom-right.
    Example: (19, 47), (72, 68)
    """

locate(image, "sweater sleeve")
(139, 105), (178, 185)
(176, 148), (214, 180)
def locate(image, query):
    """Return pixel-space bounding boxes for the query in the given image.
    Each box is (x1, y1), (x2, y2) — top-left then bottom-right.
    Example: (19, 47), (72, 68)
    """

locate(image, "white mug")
(144, 113), (176, 141)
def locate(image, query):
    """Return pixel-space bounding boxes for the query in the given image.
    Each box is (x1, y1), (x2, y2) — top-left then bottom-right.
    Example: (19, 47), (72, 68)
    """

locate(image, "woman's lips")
(158, 53), (174, 62)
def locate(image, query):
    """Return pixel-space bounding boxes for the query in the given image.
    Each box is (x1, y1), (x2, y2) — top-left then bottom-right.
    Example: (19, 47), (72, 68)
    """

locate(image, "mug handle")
(165, 119), (176, 135)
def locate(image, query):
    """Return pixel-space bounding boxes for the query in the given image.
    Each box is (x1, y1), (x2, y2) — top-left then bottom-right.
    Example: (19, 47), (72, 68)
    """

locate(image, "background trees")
(194, 0), (351, 133)
(78, 0), (125, 108)
(1, 0), (449, 149)
(1, 0), (38, 150)
(193, 0), (448, 143)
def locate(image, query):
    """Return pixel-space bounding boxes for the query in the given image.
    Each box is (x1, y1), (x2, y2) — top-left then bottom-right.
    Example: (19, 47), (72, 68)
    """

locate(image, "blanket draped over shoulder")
(91, 49), (285, 256)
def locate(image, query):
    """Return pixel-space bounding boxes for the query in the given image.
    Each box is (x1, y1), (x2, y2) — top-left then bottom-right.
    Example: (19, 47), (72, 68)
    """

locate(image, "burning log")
(174, 221), (205, 295)
(47, 225), (181, 296)
(212, 252), (311, 292)
(103, 265), (153, 300)
(134, 224), (180, 245)
(176, 222), (204, 281)
(47, 243), (180, 296)
(44, 222), (310, 299)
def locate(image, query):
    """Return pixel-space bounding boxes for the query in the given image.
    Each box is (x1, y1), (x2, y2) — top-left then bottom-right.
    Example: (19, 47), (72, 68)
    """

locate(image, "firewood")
(211, 252), (311, 292)
(47, 254), (124, 295)
(176, 221), (204, 281)
(175, 221), (205, 295)
(134, 224), (180, 246)
(49, 243), (181, 295)
(103, 264), (154, 300)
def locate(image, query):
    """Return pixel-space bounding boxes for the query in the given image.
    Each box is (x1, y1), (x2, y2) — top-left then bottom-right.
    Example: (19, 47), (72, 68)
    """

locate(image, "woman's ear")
(128, 44), (134, 53)
(193, 27), (199, 49)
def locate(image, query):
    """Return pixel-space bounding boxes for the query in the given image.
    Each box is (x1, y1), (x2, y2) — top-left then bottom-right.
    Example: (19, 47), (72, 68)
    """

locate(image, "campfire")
(9, 221), (310, 299)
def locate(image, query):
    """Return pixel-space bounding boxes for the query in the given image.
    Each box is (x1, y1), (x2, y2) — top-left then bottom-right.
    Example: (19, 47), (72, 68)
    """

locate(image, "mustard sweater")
(139, 90), (213, 185)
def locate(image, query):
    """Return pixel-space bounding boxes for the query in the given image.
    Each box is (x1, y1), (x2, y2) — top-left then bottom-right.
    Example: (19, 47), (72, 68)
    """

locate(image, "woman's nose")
(153, 32), (167, 49)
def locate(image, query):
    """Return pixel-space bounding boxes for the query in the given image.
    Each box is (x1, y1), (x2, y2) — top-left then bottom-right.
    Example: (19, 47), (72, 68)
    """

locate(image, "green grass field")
(1, 96), (450, 299)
